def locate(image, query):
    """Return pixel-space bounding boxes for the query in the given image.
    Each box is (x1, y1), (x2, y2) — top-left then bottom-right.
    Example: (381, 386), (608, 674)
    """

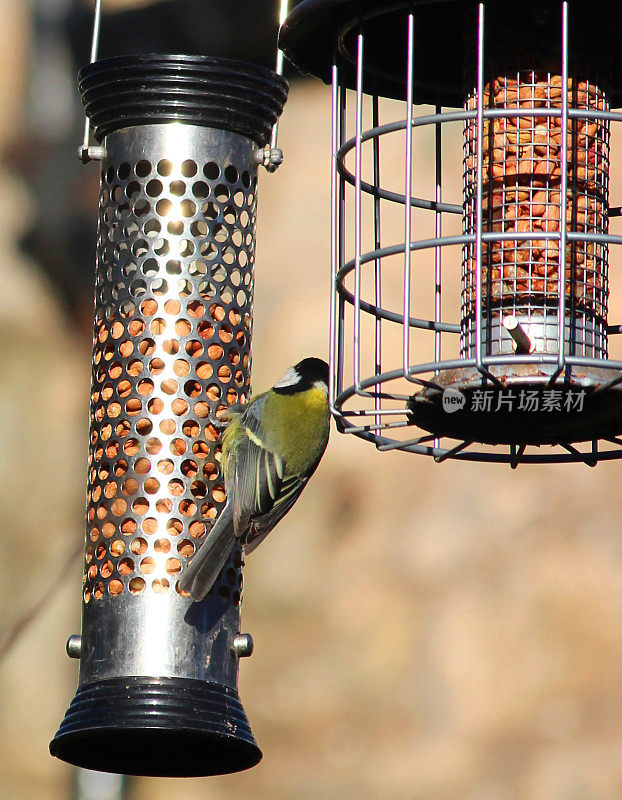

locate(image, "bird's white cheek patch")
(274, 367), (300, 388)
(313, 380), (328, 394)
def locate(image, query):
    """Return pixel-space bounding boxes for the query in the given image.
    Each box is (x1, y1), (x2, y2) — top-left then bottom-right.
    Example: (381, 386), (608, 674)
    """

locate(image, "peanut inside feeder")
(462, 14), (611, 360)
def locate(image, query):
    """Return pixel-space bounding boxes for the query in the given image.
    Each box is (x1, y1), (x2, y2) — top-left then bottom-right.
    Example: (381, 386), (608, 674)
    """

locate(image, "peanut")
(464, 70), (606, 309)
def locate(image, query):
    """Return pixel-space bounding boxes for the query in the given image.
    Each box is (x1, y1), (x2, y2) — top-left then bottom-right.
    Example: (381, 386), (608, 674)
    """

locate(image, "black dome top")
(279, 0), (622, 106)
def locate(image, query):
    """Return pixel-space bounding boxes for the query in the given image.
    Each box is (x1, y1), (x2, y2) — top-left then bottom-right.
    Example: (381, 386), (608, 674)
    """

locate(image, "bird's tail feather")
(178, 502), (236, 601)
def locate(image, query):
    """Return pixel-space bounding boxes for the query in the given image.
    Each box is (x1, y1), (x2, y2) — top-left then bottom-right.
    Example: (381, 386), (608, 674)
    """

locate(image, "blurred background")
(1, 1), (622, 798)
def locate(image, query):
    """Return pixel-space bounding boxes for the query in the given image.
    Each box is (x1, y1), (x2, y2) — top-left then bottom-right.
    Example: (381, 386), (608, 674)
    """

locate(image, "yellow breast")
(265, 387), (330, 476)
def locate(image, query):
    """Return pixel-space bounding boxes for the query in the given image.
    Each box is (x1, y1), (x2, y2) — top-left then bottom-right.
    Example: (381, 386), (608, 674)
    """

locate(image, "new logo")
(442, 387), (466, 413)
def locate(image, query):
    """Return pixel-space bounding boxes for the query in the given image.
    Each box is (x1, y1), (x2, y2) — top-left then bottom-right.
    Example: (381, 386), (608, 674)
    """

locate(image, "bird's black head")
(295, 357), (329, 386)
(274, 357), (329, 394)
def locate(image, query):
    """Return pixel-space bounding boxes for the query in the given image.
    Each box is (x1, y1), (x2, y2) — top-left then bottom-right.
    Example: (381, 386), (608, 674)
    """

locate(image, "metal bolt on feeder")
(280, 0), (622, 465)
(49, 4), (288, 778)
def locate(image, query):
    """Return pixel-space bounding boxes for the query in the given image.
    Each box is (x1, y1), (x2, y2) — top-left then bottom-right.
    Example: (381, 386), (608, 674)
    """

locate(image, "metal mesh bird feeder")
(49, 11), (287, 777)
(280, 0), (622, 465)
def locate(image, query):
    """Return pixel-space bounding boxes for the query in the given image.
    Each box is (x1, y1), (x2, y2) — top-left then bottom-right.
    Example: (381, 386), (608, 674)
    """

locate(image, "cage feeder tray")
(408, 365), (622, 446)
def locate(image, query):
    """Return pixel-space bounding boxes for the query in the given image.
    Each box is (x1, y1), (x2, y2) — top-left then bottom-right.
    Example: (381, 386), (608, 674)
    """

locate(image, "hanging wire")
(270, 0), (290, 152)
(80, 0), (103, 157)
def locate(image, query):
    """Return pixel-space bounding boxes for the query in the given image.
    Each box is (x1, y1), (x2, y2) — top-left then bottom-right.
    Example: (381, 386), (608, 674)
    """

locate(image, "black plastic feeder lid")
(79, 54), (288, 144)
(279, 0), (622, 107)
(49, 677), (262, 777)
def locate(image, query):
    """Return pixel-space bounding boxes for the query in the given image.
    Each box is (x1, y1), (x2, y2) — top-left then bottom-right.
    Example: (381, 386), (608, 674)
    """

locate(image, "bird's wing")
(243, 473), (307, 554)
(230, 397), (286, 537)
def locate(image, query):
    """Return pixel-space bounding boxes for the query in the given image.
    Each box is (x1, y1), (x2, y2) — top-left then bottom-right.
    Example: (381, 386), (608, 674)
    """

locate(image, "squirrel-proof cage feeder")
(49, 54), (287, 776)
(280, 0), (622, 465)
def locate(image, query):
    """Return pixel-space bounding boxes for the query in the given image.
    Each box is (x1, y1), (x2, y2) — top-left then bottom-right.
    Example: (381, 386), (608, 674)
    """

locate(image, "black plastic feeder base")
(49, 676), (262, 777)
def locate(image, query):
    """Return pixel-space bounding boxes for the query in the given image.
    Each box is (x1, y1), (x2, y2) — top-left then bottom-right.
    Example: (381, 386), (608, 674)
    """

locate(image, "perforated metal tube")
(51, 54), (287, 777)
(82, 122), (255, 684)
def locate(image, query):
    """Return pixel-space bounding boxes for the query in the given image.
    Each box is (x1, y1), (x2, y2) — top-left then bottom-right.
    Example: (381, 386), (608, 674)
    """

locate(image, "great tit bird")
(179, 357), (330, 602)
